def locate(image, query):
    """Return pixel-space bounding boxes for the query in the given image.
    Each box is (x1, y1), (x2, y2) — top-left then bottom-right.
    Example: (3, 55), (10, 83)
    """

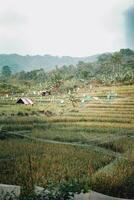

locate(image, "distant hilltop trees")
(0, 49), (134, 94)
(1, 65), (12, 78)
(0, 53), (98, 73)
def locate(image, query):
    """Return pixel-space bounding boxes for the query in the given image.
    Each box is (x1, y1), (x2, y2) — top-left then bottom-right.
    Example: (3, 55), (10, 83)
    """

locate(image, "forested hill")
(0, 49), (134, 94)
(0, 54), (98, 73)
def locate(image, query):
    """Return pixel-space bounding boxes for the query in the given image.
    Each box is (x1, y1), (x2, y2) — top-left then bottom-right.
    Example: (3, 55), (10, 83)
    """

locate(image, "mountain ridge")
(0, 53), (98, 73)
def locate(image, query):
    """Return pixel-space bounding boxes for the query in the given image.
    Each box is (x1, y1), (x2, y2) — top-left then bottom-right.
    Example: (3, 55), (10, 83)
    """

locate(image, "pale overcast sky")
(0, 0), (134, 56)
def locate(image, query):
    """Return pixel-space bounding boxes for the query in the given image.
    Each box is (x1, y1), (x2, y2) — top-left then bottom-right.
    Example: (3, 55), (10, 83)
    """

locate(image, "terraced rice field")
(0, 85), (134, 198)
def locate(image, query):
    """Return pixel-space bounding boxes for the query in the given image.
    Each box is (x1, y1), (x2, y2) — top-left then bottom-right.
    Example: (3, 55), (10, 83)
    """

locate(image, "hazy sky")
(0, 0), (134, 56)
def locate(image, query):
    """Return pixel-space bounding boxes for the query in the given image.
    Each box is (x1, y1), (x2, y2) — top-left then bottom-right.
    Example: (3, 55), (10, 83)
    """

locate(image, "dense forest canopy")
(0, 54), (98, 73)
(0, 49), (134, 94)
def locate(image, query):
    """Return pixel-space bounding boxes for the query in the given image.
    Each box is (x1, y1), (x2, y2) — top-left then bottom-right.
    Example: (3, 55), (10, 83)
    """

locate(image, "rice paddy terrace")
(0, 85), (134, 198)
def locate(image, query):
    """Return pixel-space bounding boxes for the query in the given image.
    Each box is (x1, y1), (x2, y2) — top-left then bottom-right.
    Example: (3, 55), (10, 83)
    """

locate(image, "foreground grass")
(91, 150), (134, 198)
(0, 139), (114, 188)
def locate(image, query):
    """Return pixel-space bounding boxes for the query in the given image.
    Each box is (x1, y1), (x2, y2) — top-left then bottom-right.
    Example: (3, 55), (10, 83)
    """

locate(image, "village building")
(41, 90), (51, 96)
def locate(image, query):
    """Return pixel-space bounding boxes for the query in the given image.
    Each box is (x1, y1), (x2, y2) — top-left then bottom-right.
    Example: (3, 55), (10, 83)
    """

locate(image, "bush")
(17, 112), (25, 116)
(1, 181), (89, 200)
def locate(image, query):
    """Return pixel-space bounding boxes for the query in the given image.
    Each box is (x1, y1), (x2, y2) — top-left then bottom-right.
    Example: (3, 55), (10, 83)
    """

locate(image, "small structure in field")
(41, 90), (51, 96)
(107, 91), (117, 101)
(16, 98), (33, 105)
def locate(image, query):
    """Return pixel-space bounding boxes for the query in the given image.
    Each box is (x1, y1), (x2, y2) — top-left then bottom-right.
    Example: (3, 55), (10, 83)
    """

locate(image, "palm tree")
(111, 52), (122, 75)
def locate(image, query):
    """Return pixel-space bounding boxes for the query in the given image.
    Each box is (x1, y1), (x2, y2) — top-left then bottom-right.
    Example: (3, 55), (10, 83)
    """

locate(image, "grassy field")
(0, 84), (134, 198)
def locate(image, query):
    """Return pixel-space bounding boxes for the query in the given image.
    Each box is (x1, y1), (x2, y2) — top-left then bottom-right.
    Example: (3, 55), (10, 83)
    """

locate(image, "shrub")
(1, 181), (89, 200)
(17, 112), (25, 116)
(20, 180), (89, 200)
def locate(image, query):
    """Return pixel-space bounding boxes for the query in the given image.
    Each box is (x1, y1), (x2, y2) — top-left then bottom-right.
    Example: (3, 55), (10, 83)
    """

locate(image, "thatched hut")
(16, 98), (33, 105)
(41, 90), (51, 96)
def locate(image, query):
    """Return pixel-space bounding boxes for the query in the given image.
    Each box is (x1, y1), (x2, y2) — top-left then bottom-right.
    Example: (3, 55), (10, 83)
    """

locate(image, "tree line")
(0, 49), (134, 93)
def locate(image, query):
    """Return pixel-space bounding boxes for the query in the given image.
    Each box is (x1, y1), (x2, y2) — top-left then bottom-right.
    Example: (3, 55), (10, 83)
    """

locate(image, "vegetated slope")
(0, 54), (98, 73)
(0, 85), (134, 198)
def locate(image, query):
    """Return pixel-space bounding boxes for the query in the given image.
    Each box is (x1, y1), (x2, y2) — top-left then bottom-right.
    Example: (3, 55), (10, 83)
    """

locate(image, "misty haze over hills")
(125, 6), (134, 49)
(0, 54), (98, 73)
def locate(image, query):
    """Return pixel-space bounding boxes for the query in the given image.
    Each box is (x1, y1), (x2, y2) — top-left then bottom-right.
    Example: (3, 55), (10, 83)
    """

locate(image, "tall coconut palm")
(110, 52), (123, 83)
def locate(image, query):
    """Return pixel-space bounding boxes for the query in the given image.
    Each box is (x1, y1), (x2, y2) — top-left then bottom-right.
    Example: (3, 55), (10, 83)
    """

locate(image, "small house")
(16, 98), (33, 105)
(41, 90), (51, 96)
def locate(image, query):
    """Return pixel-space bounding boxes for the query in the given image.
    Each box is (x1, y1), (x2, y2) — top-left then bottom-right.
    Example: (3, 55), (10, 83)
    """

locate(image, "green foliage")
(0, 49), (134, 88)
(14, 69), (47, 83)
(1, 181), (88, 200)
(1, 49), (132, 90)
(1, 66), (12, 78)
(0, 61), (134, 199)
(120, 48), (134, 56)
(0, 54), (97, 73)
(0, 83), (23, 94)
(50, 67), (63, 88)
